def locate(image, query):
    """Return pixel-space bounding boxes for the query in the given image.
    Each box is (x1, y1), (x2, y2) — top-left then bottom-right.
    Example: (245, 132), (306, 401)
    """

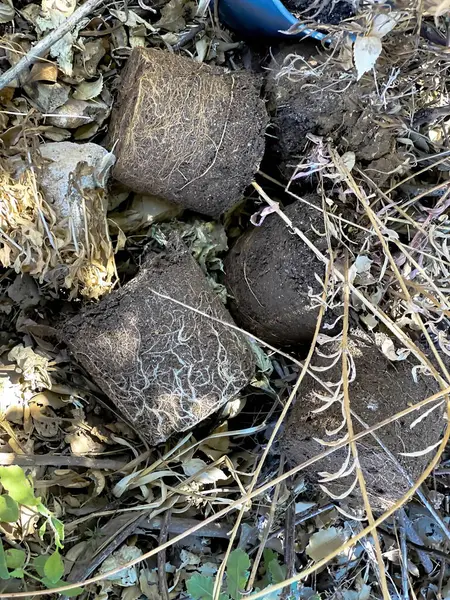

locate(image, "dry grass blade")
(341, 253), (390, 600)
(244, 405), (450, 600)
(212, 262), (331, 600)
(0, 383), (449, 597)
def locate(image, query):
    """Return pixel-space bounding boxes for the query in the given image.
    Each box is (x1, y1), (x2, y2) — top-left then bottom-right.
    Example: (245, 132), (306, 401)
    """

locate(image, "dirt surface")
(224, 198), (327, 346)
(108, 47), (268, 218)
(60, 237), (254, 445)
(283, 0), (355, 24)
(265, 46), (399, 182)
(282, 329), (446, 511)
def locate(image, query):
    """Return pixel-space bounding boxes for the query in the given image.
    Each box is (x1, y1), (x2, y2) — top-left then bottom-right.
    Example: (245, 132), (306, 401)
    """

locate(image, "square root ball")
(108, 48), (268, 218)
(60, 239), (254, 445)
(281, 329), (446, 512)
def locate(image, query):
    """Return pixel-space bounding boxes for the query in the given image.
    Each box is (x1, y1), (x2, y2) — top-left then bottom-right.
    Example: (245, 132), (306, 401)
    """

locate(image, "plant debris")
(1, 0), (450, 598)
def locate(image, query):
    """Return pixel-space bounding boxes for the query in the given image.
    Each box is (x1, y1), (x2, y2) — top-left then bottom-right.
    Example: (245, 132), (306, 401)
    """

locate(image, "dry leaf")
(306, 527), (346, 561)
(98, 546), (142, 586)
(73, 74), (103, 101)
(0, 1), (14, 23)
(155, 0), (189, 31)
(182, 458), (228, 484)
(42, 0), (76, 18)
(370, 12), (399, 37)
(354, 35), (382, 80)
(28, 61), (58, 83)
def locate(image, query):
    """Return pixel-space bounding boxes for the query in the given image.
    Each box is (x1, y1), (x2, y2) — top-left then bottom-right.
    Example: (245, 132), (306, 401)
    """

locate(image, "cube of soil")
(108, 48), (267, 218)
(60, 238), (254, 445)
(224, 198), (326, 346)
(281, 329), (446, 511)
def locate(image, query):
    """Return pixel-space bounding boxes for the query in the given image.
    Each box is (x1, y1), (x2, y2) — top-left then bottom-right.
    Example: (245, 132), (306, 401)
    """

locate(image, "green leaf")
(0, 466), (39, 506)
(0, 538), (10, 580)
(41, 578), (83, 596)
(5, 549), (25, 570)
(32, 554), (48, 578)
(8, 568), (25, 579)
(262, 550), (277, 572)
(226, 549), (250, 600)
(187, 574), (214, 600)
(50, 516), (65, 549)
(38, 520), (46, 539)
(43, 550), (64, 584)
(0, 494), (19, 522)
(267, 559), (286, 585)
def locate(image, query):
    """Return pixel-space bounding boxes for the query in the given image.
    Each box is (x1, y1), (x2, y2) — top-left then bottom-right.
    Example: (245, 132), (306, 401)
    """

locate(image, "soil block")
(60, 238), (254, 445)
(265, 46), (402, 183)
(224, 198), (326, 346)
(108, 48), (268, 218)
(282, 329), (446, 511)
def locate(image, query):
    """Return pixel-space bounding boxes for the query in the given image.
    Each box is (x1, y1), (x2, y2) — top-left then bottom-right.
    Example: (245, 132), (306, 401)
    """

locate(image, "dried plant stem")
(329, 148), (450, 386)
(245, 458), (284, 593)
(1, 385), (449, 597)
(341, 255), (390, 600)
(245, 405), (450, 600)
(212, 264), (331, 600)
(0, 0), (105, 91)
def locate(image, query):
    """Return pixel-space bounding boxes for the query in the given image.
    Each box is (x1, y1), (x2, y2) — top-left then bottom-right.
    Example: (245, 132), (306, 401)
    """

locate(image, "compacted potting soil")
(225, 197), (327, 346)
(282, 329), (446, 510)
(108, 47), (268, 218)
(282, 0), (355, 24)
(60, 237), (254, 445)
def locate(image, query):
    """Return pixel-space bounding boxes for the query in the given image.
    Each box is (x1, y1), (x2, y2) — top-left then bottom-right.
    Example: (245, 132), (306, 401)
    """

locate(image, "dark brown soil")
(59, 237), (254, 445)
(265, 46), (398, 183)
(224, 197), (326, 346)
(108, 48), (268, 218)
(282, 0), (355, 25)
(282, 329), (446, 511)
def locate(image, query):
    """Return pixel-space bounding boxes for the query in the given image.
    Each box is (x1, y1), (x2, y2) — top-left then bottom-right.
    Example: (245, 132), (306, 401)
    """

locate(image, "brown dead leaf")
(28, 61), (58, 83)
(65, 428), (105, 455)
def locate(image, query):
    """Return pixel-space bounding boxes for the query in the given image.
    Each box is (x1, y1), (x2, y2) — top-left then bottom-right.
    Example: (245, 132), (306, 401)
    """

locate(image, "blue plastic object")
(218, 0), (327, 41)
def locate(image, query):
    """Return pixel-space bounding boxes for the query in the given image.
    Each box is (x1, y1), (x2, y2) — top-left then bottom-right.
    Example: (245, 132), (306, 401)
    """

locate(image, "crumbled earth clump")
(282, 0), (355, 24)
(224, 198), (326, 346)
(281, 329), (446, 511)
(265, 46), (403, 183)
(108, 47), (268, 218)
(60, 237), (254, 445)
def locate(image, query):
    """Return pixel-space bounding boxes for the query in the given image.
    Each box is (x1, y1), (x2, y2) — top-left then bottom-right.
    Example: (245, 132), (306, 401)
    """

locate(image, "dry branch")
(0, 0), (105, 91)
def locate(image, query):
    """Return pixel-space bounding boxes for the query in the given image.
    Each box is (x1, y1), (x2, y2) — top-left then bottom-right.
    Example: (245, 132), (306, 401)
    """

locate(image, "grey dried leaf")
(0, 1), (14, 23)
(25, 82), (70, 113)
(72, 74), (103, 101)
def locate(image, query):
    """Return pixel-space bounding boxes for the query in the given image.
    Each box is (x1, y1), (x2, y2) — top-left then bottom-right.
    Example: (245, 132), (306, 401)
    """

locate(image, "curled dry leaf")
(72, 74), (104, 101)
(182, 458), (228, 484)
(98, 546), (143, 587)
(0, 0), (14, 23)
(42, 0), (77, 18)
(28, 62), (58, 84)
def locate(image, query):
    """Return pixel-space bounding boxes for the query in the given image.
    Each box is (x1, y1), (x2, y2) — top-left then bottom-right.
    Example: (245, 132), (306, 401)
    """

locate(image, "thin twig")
(158, 510), (171, 600)
(398, 510), (410, 600)
(0, 453), (127, 470)
(246, 457), (284, 593)
(341, 254), (390, 600)
(0, 386), (449, 597)
(282, 499), (296, 599)
(0, 0), (105, 91)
